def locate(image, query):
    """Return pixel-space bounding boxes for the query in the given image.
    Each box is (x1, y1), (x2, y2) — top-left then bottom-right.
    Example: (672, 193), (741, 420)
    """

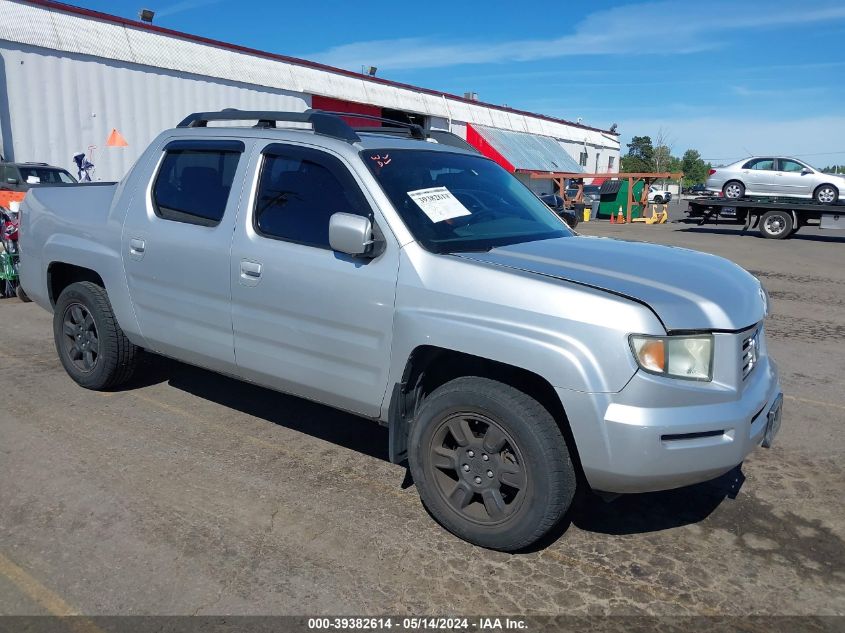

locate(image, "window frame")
(742, 158), (775, 171)
(251, 143), (374, 250)
(776, 158), (809, 173)
(151, 139), (245, 228)
(579, 151), (588, 167)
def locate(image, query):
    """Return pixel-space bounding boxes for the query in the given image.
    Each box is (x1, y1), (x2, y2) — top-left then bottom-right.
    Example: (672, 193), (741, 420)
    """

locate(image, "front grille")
(741, 328), (760, 379)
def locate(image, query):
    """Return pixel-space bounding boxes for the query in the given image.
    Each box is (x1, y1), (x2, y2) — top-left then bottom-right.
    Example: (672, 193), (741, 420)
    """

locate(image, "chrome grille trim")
(741, 327), (760, 379)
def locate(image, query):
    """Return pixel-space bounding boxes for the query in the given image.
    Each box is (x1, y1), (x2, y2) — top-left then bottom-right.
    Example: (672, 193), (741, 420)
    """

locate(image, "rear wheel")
(653, 195), (664, 204)
(723, 181), (745, 199)
(814, 184), (839, 205)
(53, 281), (141, 389)
(759, 210), (794, 240)
(408, 376), (576, 551)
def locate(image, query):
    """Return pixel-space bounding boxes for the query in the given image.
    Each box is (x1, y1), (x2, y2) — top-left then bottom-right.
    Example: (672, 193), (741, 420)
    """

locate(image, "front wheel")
(408, 377), (576, 551)
(814, 184), (839, 205)
(653, 196), (664, 204)
(759, 210), (794, 239)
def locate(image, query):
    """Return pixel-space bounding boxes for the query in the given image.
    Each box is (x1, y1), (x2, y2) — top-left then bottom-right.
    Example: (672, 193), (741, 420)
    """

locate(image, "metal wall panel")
(0, 0), (619, 176)
(0, 42), (309, 180)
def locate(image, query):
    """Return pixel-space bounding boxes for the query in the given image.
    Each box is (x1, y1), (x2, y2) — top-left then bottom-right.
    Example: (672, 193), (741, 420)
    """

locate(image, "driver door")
(229, 142), (399, 418)
(774, 158), (812, 196)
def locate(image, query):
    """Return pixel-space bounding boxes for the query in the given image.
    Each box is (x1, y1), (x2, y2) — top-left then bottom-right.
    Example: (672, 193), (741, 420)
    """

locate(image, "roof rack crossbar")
(321, 112), (426, 139)
(176, 109), (361, 143)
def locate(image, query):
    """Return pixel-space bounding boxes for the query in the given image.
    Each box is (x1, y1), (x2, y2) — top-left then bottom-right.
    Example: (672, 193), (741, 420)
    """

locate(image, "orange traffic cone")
(617, 211), (625, 224)
(609, 211), (615, 224)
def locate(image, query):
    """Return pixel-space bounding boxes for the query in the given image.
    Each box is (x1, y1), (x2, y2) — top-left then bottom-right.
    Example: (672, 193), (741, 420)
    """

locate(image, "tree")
(681, 149), (711, 185)
(621, 136), (655, 173)
(653, 127), (674, 173)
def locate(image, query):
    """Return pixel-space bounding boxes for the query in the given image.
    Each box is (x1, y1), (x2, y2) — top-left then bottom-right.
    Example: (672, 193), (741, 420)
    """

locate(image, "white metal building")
(0, 0), (620, 188)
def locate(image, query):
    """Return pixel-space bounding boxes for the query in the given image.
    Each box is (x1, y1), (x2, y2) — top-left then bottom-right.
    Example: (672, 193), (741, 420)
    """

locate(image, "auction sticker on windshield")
(407, 187), (472, 223)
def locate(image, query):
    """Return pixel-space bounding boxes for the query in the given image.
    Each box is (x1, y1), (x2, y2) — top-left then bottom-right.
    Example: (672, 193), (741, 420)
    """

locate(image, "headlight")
(629, 334), (714, 381)
(760, 283), (770, 317)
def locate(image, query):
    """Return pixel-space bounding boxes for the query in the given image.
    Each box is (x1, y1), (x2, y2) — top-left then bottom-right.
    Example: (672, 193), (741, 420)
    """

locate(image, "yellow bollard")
(583, 207), (591, 222)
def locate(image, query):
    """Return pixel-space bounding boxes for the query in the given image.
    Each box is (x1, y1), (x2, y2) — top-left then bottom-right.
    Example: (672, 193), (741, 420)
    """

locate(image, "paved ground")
(1, 213), (844, 618)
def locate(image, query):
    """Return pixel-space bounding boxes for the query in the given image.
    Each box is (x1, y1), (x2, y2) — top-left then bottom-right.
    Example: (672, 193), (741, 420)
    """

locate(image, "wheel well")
(814, 182), (839, 194)
(388, 346), (585, 480)
(47, 262), (104, 306)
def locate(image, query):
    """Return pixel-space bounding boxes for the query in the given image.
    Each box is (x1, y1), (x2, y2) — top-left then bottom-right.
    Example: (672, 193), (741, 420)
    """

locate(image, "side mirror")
(329, 212), (375, 257)
(801, 167), (812, 175)
(6, 178), (18, 185)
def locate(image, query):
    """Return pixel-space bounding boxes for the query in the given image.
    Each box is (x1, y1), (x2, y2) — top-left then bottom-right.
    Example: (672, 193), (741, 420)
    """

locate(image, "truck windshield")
(361, 149), (571, 253)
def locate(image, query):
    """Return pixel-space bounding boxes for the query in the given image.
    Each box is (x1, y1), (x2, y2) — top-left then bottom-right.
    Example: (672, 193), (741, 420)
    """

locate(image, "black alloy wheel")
(427, 411), (527, 525)
(408, 376), (576, 551)
(61, 302), (100, 373)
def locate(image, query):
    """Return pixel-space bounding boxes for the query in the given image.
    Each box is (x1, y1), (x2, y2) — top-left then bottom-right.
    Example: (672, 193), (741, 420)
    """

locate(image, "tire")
(565, 212), (579, 229)
(653, 196), (664, 204)
(723, 181), (745, 199)
(759, 210), (794, 240)
(16, 284), (31, 302)
(53, 281), (141, 389)
(408, 376), (576, 551)
(813, 184), (839, 205)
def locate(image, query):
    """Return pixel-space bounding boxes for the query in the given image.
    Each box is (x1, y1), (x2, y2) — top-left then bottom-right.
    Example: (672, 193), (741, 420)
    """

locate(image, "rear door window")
(153, 140), (244, 227)
(743, 158), (775, 170)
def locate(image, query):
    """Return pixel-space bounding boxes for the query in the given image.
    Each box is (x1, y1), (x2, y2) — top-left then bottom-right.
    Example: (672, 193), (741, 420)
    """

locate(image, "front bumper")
(557, 352), (782, 494)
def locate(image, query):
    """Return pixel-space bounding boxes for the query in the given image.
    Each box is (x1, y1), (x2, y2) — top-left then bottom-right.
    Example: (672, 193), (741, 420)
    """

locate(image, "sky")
(78, 0), (845, 166)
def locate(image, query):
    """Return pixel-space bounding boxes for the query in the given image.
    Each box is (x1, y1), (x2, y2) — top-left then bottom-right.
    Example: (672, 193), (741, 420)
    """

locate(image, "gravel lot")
(1, 212), (843, 619)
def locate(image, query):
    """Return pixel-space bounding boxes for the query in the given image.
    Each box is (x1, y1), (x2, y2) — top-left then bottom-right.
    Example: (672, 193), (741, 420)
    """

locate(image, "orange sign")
(106, 128), (128, 147)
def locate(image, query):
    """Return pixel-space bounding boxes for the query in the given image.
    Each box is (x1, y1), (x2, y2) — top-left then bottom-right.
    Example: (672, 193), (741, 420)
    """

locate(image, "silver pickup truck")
(20, 110), (783, 551)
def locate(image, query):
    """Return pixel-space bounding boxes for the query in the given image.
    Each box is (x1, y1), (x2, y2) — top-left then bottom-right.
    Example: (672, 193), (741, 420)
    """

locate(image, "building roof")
(470, 124), (585, 174)
(8, 0), (618, 140)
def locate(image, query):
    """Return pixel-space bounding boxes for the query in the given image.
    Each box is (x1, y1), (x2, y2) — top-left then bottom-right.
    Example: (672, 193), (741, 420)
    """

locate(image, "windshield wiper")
(439, 245), (495, 254)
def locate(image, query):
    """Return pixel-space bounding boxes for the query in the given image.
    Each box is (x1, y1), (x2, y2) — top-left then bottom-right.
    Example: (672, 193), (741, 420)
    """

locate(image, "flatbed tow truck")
(686, 196), (845, 239)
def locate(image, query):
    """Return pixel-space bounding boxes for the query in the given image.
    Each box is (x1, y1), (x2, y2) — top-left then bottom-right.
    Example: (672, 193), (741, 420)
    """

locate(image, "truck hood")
(455, 236), (765, 331)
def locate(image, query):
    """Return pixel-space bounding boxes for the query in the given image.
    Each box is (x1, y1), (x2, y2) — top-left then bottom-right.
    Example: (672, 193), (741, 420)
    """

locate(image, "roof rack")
(327, 113), (425, 139)
(176, 109), (361, 143)
(176, 109), (487, 152)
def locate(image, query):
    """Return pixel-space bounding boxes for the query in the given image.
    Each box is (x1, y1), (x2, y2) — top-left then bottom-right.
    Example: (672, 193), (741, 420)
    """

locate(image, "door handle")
(129, 238), (145, 254)
(240, 260), (262, 278)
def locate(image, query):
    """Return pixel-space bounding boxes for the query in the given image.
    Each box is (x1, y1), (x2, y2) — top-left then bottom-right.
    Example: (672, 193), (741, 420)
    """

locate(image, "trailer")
(686, 196), (845, 239)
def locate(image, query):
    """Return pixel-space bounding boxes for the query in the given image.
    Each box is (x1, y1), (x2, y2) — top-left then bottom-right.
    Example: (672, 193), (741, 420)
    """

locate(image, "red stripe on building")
(310, 96), (381, 127)
(465, 124), (515, 173)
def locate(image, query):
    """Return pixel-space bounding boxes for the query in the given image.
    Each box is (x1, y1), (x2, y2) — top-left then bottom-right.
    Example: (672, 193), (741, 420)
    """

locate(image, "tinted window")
(779, 159), (805, 173)
(255, 146), (370, 248)
(153, 150), (240, 226)
(743, 158), (774, 170)
(362, 149), (570, 253)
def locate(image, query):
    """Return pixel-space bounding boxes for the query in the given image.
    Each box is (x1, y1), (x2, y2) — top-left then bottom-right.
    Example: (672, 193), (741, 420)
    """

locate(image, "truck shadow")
(127, 357), (746, 546)
(572, 466), (745, 535)
(130, 356), (391, 462)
